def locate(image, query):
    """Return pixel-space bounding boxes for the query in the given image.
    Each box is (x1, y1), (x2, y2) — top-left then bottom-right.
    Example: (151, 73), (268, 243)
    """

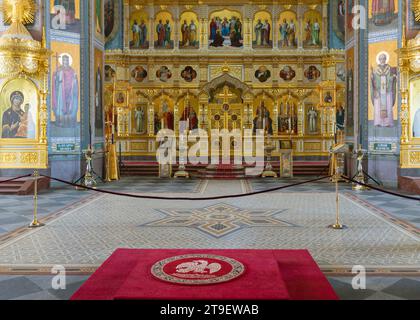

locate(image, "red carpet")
(71, 249), (338, 301)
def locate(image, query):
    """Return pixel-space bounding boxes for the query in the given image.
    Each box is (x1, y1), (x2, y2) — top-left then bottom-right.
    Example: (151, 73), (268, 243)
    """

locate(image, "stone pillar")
(149, 17), (155, 49)
(297, 2), (304, 49)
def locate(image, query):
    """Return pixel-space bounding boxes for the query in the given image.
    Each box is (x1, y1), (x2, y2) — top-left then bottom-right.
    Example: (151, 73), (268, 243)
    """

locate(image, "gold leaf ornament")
(0, 0), (37, 25)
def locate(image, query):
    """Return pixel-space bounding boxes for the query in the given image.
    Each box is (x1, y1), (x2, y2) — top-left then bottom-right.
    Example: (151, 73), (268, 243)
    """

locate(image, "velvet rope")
(0, 174), (32, 185)
(342, 175), (420, 202)
(41, 175), (332, 201)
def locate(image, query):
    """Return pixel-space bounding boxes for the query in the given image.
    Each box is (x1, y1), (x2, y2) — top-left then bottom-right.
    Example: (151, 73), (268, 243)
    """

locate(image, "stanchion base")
(29, 221), (45, 228)
(174, 171), (190, 179)
(262, 171), (278, 178)
(352, 183), (370, 191)
(328, 224), (347, 230)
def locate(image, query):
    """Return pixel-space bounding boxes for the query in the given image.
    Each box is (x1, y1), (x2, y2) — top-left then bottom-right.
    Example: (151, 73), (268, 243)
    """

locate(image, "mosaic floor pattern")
(0, 180), (418, 274)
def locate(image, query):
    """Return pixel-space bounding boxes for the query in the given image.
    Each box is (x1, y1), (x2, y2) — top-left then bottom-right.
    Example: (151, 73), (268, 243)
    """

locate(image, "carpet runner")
(71, 249), (338, 300)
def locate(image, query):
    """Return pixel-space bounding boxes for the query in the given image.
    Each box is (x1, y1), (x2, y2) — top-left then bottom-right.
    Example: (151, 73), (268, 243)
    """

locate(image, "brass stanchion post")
(328, 163), (347, 230)
(29, 170), (44, 228)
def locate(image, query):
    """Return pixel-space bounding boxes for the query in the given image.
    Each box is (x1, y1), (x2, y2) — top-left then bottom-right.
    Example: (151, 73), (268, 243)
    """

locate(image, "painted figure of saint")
(280, 19), (289, 47)
(288, 19), (296, 47)
(16, 104), (35, 139)
(253, 102), (273, 135)
(132, 20), (140, 47)
(305, 20), (312, 42)
(180, 102), (198, 130)
(262, 19), (271, 46)
(311, 19), (320, 45)
(222, 18), (230, 37)
(54, 0), (77, 25)
(139, 20), (147, 47)
(189, 20), (197, 45)
(255, 19), (263, 46)
(210, 18), (217, 41)
(308, 107), (318, 133)
(181, 20), (189, 46)
(164, 20), (172, 47)
(370, 53), (397, 127)
(161, 101), (174, 130)
(336, 105), (345, 132)
(134, 106), (145, 134)
(413, 108), (420, 137)
(372, 0), (396, 26)
(95, 67), (104, 136)
(52, 54), (79, 128)
(156, 20), (165, 47)
(2, 91), (25, 138)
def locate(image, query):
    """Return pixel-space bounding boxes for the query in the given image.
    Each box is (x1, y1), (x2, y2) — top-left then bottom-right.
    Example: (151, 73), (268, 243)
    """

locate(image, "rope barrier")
(342, 175), (420, 202)
(40, 174), (332, 201)
(0, 174), (32, 185)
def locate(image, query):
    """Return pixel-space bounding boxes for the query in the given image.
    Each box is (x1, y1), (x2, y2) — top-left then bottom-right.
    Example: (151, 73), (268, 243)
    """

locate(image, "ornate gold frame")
(0, 1), (50, 169)
(399, 29), (420, 168)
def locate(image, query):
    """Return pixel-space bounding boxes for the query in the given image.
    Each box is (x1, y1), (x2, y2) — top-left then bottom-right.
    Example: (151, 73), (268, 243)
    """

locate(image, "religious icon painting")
(49, 0), (81, 35)
(0, 78), (38, 140)
(50, 41), (81, 133)
(278, 11), (298, 49)
(303, 10), (322, 48)
(255, 66), (271, 83)
(407, 0), (420, 40)
(115, 92), (126, 106)
(368, 45), (398, 128)
(370, 0), (398, 27)
(156, 66), (172, 82)
(130, 9), (149, 49)
(132, 104), (147, 135)
(410, 78), (420, 138)
(181, 66), (197, 82)
(304, 66), (321, 82)
(131, 66), (148, 82)
(336, 64), (346, 82)
(155, 11), (175, 49)
(180, 12), (200, 49)
(105, 65), (116, 82)
(105, 0), (120, 43)
(332, 0), (346, 46)
(95, 0), (103, 38)
(253, 11), (273, 49)
(209, 10), (244, 48)
(279, 66), (296, 81)
(324, 92), (333, 104)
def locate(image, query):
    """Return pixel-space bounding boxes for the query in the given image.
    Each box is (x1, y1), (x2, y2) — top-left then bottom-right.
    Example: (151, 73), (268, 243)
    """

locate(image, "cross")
(217, 85), (234, 105)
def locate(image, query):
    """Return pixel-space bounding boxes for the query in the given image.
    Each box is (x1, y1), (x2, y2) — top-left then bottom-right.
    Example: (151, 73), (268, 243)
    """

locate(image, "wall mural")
(369, 45), (398, 128)
(370, 0), (397, 26)
(303, 10), (322, 47)
(105, 0), (120, 43)
(94, 48), (104, 139)
(278, 11), (297, 48)
(209, 9), (243, 48)
(253, 11), (272, 49)
(407, 0), (420, 40)
(50, 0), (81, 33)
(130, 10), (149, 49)
(155, 11), (174, 49)
(95, 0), (103, 37)
(0, 79), (38, 140)
(346, 48), (354, 136)
(180, 11), (199, 49)
(50, 41), (80, 145)
(330, 0), (345, 48)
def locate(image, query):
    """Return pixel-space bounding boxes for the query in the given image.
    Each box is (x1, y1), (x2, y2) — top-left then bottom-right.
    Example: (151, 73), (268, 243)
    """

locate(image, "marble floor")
(0, 177), (419, 300)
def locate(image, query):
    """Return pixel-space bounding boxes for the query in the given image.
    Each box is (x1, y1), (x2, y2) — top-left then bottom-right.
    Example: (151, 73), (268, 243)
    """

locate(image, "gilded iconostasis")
(104, 0), (346, 157)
